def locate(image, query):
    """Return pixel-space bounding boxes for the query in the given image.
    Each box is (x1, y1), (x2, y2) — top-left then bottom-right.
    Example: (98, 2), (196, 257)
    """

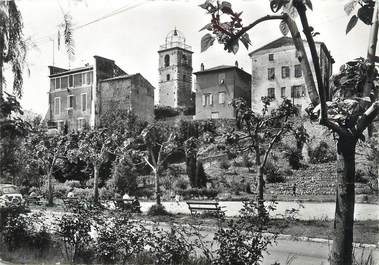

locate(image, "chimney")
(235, 60), (239, 68)
(200, 63), (205, 71)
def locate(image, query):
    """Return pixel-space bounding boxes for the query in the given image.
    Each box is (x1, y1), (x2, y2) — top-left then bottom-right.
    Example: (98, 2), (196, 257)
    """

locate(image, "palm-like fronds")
(0, 0), (27, 98)
(63, 13), (75, 62)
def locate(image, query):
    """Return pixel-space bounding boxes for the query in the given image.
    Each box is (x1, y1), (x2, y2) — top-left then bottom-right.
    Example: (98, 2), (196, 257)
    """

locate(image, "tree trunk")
(331, 136), (356, 265)
(47, 171), (54, 206)
(0, 26), (3, 98)
(154, 169), (161, 205)
(255, 147), (265, 215)
(93, 163), (100, 203)
(285, 15), (319, 106)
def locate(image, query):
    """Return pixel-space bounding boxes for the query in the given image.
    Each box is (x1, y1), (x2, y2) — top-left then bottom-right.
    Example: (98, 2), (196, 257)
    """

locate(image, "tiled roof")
(193, 65), (251, 77)
(248, 37), (295, 56)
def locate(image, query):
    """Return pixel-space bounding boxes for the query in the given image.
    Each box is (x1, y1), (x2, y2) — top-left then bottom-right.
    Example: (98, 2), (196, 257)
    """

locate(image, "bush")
(176, 188), (219, 199)
(355, 169), (369, 183)
(264, 161), (285, 183)
(148, 226), (192, 265)
(154, 105), (180, 120)
(64, 180), (82, 188)
(242, 155), (253, 171)
(147, 204), (171, 216)
(219, 159), (231, 171)
(283, 146), (303, 170)
(99, 187), (114, 200)
(174, 176), (189, 190)
(309, 141), (336, 164)
(112, 157), (138, 196)
(72, 188), (93, 199)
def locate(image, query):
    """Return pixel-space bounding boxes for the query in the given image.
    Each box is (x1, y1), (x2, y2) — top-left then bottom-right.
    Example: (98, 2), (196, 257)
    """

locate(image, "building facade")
(99, 74), (155, 123)
(158, 29), (193, 108)
(47, 55), (154, 131)
(249, 37), (333, 114)
(194, 64), (251, 120)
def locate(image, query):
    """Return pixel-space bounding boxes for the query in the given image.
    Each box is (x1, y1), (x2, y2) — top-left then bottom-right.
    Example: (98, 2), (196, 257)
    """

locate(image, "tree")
(73, 129), (116, 203)
(229, 97), (298, 214)
(141, 124), (178, 205)
(26, 131), (74, 206)
(0, 0), (26, 98)
(200, 1), (379, 264)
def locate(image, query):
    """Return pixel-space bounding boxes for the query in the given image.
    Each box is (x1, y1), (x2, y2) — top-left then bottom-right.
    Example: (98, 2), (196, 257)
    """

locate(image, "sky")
(6, 0), (375, 115)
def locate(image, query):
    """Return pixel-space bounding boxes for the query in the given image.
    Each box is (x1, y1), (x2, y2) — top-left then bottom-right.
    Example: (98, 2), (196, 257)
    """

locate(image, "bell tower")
(158, 29), (193, 108)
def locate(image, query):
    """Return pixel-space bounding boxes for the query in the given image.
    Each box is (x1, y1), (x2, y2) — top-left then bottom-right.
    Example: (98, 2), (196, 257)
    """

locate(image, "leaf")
(240, 33), (251, 50)
(270, 0), (284, 13)
(346, 15), (358, 34)
(220, 1), (233, 14)
(304, 0), (313, 11)
(201, 33), (215, 52)
(279, 20), (289, 36)
(199, 23), (212, 32)
(232, 41), (239, 54)
(358, 5), (374, 25)
(344, 0), (357, 16)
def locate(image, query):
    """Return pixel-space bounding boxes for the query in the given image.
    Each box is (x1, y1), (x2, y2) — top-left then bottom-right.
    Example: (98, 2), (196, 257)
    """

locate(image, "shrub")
(355, 169), (369, 183)
(64, 180), (82, 188)
(176, 188), (219, 199)
(99, 187), (114, 200)
(264, 161), (285, 183)
(154, 105), (179, 120)
(112, 157), (138, 196)
(55, 212), (93, 264)
(309, 141), (336, 164)
(174, 176), (189, 190)
(283, 146), (303, 170)
(148, 226), (192, 265)
(242, 155), (253, 171)
(73, 188), (93, 199)
(147, 204), (171, 216)
(219, 159), (231, 171)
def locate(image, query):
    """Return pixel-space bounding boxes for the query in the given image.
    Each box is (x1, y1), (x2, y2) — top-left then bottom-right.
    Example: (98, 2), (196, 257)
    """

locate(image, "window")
(74, 73), (82, 87)
(54, 97), (61, 115)
(164, 54), (170, 67)
(183, 74), (186, 81)
(268, 68), (275, 80)
(61, 76), (68, 89)
(55, 78), (61, 90)
(218, 73), (226, 84)
(81, 93), (87, 112)
(69, 75), (73, 87)
(57, 120), (65, 131)
(182, 54), (188, 65)
(219, 92), (226, 104)
(281, 66), (290, 78)
(269, 54), (274, 61)
(291, 85), (305, 98)
(50, 79), (55, 90)
(211, 112), (219, 119)
(78, 118), (86, 130)
(166, 74), (170, 81)
(281, 87), (286, 98)
(268, 87), (275, 99)
(202, 94), (213, 106)
(294, 64), (302, 78)
(67, 95), (74, 109)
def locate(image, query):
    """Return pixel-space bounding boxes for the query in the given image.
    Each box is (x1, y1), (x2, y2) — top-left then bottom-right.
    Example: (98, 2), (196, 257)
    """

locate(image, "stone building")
(46, 55), (154, 131)
(194, 63), (251, 120)
(158, 29), (193, 108)
(99, 74), (154, 123)
(249, 36), (334, 114)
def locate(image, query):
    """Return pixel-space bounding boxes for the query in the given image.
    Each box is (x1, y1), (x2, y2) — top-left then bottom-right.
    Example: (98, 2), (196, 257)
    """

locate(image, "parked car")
(0, 184), (25, 208)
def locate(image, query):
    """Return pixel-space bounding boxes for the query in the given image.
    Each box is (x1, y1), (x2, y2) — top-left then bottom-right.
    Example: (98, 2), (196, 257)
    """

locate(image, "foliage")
(283, 146), (303, 170)
(219, 159), (231, 171)
(0, 1), (27, 97)
(154, 105), (179, 120)
(147, 204), (171, 216)
(55, 212), (93, 264)
(174, 176), (190, 190)
(344, 0), (375, 34)
(210, 200), (279, 265)
(309, 141), (336, 164)
(148, 225), (193, 265)
(264, 161), (286, 183)
(96, 213), (148, 265)
(242, 154), (253, 171)
(176, 188), (219, 199)
(112, 156), (138, 196)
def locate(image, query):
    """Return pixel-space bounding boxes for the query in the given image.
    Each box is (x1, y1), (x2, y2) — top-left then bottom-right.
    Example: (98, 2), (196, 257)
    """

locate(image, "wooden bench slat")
(186, 201), (219, 205)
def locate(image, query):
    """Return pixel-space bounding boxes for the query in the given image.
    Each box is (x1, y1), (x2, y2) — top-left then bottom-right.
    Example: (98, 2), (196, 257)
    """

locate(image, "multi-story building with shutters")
(46, 55), (154, 132)
(194, 62), (251, 120)
(249, 36), (334, 114)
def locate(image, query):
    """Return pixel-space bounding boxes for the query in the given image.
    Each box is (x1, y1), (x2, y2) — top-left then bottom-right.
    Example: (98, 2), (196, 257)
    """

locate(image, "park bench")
(113, 198), (141, 213)
(25, 196), (43, 206)
(186, 201), (224, 217)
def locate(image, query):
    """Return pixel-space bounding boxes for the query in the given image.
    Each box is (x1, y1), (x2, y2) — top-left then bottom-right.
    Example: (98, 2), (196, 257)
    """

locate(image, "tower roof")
(159, 28), (192, 51)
